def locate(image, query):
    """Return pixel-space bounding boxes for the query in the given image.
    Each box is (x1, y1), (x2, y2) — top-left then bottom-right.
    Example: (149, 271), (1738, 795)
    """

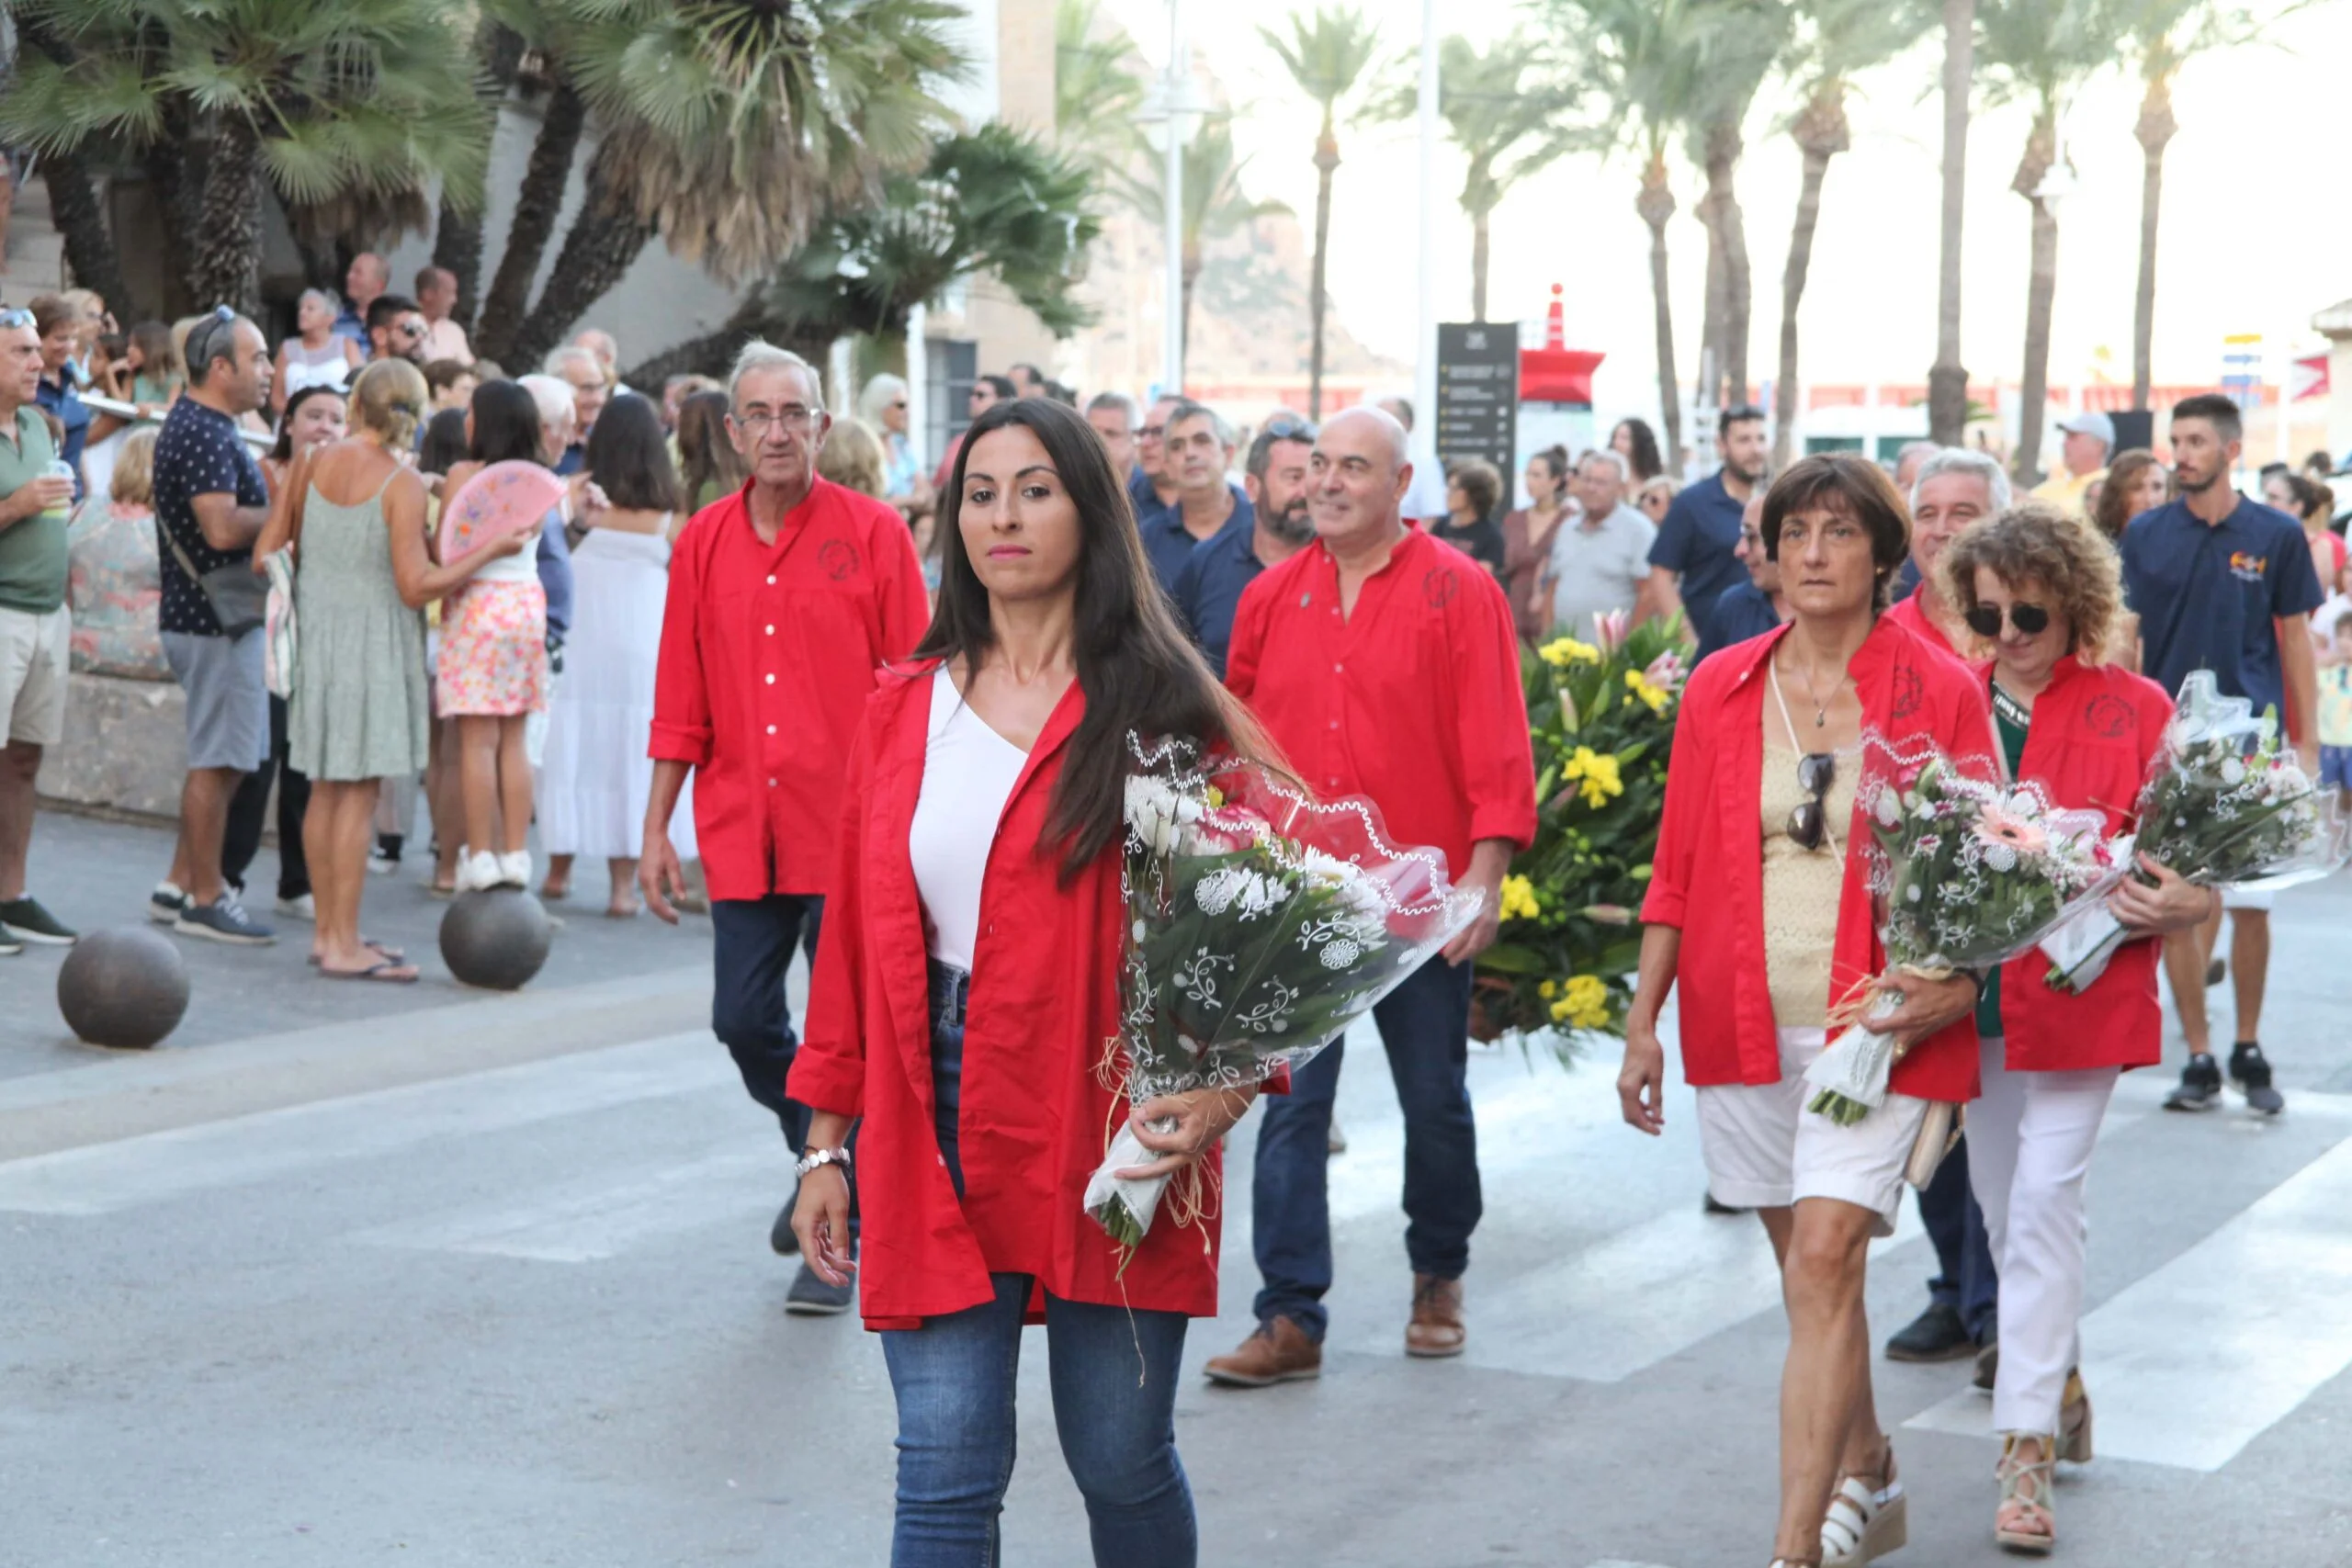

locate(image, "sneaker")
(1884, 1301), (1974, 1362)
(2164, 1052), (2223, 1112)
(150, 882), (190, 924)
(0, 895), (77, 945)
(495, 850), (532, 890)
(174, 894), (277, 946)
(367, 852), (398, 876)
(453, 850), (503, 893)
(0, 931), (20, 956)
(770, 1188), (801, 1257)
(1203, 1316), (1323, 1387)
(2228, 1043), (2285, 1115)
(275, 893), (316, 920)
(783, 1258), (855, 1316)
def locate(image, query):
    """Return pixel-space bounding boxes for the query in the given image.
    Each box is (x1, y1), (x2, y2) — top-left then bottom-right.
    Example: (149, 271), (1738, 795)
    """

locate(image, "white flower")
(1873, 789), (1903, 828)
(1234, 871), (1292, 919)
(2221, 757), (2246, 785)
(1193, 868), (1245, 916)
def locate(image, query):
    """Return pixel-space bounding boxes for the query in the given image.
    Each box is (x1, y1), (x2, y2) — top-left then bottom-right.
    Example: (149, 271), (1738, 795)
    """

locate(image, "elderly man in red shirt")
(641, 341), (929, 1315)
(1204, 406), (1537, 1385)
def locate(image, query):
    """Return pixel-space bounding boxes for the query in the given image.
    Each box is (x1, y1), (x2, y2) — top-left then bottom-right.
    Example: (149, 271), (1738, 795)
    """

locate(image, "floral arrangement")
(2042, 671), (2346, 993)
(1473, 611), (1686, 1055)
(1088, 737), (1483, 1252)
(1804, 742), (2120, 1124)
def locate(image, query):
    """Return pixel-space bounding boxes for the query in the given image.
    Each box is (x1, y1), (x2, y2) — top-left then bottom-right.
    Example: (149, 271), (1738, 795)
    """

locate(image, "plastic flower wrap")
(1085, 736), (1485, 1254)
(2041, 671), (2349, 994)
(1803, 739), (2122, 1125)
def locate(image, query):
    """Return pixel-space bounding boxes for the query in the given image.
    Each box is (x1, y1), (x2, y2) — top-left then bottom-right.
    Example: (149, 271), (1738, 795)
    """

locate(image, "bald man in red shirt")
(642, 343), (929, 1314)
(1204, 407), (1537, 1385)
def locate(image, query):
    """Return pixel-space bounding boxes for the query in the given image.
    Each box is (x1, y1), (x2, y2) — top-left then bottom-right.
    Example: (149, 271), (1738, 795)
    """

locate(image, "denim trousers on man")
(709, 894), (823, 1150)
(1917, 1130), (1999, 1343)
(1250, 954), (1479, 1341)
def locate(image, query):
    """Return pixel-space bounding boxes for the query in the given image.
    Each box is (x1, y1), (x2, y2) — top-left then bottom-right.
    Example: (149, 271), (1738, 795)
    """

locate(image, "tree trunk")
(505, 154), (659, 373)
(40, 150), (132, 319)
(1775, 85), (1849, 469)
(2132, 69), (2176, 413)
(2012, 109), (2061, 488)
(1928, 0), (1974, 446)
(1471, 205), (1490, 323)
(1703, 122), (1753, 409)
(1697, 187), (1724, 412)
(1309, 127), (1338, 420)
(1180, 241), (1202, 389)
(473, 78), (588, 368)
(436, 19), (528, 334)
(1637, 153), (1682, 468)
(188, 118), (267, 317)
(143, 108), (207, 310)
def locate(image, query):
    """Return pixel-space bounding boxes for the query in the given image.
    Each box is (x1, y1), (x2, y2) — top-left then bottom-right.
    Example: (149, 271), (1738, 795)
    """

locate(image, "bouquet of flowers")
(2041, 671), (2347, 994)
(1085, 737), (1485, 1252)
(1804, 741), (2120, 1124)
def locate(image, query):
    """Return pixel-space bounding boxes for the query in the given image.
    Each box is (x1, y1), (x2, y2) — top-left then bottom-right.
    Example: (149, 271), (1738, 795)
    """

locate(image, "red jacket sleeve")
(648, 522), (712, 764)
(789, 704), (879, 1118)
(876, 516), (933, 661)
(1642, 664), (1718, 929)
(1453, 576), (1540, 852)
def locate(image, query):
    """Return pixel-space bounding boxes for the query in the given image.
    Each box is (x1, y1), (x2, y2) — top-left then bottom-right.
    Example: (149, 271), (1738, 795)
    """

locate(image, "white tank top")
(909, 666), (1030, 970)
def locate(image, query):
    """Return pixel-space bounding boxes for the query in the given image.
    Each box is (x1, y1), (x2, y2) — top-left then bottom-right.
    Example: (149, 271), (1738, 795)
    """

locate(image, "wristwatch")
(795, 1146), (854, 1179)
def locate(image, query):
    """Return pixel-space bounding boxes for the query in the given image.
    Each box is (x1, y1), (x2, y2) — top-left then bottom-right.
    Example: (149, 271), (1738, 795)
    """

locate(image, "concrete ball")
(57, 926), (191, 1049)
(438, 889), (553, 990)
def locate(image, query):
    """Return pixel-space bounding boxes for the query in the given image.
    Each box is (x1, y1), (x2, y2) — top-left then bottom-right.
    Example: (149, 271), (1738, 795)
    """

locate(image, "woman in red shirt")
(787, 398), (1265, 1567)
(1938, 505), (2212, 1554)
(1616, 455), (1990, 1568)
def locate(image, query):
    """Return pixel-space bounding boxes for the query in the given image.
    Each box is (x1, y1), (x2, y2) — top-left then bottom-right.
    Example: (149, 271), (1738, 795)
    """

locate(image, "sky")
(1103, 0), (2350, 422)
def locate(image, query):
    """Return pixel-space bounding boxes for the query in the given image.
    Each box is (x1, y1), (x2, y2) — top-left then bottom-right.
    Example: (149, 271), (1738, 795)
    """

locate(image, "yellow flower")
(1539, 636), (1601, 668)
(1624, 669), (1669, 715)
(1548, 973), (1613, 1030)
(1561, 745), (1623, 808)
(1538, 979), (1557, 998)
(1498, 874), (1541, 922)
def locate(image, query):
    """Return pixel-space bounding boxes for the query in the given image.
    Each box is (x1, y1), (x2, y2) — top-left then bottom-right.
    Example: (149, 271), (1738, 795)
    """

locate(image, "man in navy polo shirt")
(2122, 392), (2324, 1117)
(1173, 415), (1316, 677)
(1138, 400), (1251, 596)
(1643, 403), (1767, 647)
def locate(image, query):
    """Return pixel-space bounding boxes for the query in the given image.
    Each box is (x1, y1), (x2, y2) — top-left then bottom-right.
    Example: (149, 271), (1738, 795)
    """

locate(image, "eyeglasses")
(395, 321), (426, 339)
(0, 309), (31, 331)
(1963, 603), (2052, 638)
(1138, 423), (1167, 440)
(1788, 752), (1837, 853)
(1261, 415), (1318, 443)
(732, 406), (817, 437)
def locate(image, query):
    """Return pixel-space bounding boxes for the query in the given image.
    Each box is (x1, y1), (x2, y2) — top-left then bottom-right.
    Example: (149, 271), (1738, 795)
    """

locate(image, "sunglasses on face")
(1788, 752), (1837, 853)
(1963, 603), (2052, 638)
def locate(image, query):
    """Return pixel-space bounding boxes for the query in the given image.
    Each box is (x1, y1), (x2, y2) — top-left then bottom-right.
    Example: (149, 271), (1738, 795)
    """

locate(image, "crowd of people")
(3, 260), (2345, 1565)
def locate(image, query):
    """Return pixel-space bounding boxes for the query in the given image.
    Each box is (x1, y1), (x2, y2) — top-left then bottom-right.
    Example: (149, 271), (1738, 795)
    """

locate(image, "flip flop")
(308, 939), (406, 966)
(320, 959), (419, 984)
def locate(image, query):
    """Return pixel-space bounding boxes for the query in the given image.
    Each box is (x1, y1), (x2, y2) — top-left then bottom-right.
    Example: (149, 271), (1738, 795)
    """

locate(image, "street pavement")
(6, 812), (2352, 1566)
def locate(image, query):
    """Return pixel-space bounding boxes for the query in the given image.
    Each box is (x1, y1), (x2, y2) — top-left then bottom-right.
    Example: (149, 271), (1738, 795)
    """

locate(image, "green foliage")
(1476, 619), (1687, 1057)
(1057, 0), (1145, 157)
(1259, 5), (1384, 135)
(1120, 119), (1290, 255)
(760, 124), (1102, 343)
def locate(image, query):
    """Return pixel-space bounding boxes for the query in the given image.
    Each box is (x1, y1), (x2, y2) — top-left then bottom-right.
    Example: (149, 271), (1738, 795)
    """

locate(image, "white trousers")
(1964, 1032), (2119, 1435)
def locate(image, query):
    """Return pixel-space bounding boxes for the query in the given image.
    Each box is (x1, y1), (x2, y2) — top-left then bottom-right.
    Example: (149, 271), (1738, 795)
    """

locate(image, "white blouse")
(909, 666), (1030, 970)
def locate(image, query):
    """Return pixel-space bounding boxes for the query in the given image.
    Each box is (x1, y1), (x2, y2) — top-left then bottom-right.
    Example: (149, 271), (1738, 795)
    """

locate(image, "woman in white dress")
(537, 393), (695, 915)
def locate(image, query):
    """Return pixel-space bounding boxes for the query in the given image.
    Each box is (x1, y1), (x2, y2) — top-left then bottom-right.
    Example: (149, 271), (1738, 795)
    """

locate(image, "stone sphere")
(438, 889), (553, 990)
(57, 926), (191, 1049)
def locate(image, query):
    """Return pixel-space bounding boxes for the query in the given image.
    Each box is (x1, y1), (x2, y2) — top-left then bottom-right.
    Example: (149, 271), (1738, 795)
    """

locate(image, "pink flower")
(1643, 651), (1686, 693)
(1973, 805), (2049, 855)
(1593, 608), (1632, 653)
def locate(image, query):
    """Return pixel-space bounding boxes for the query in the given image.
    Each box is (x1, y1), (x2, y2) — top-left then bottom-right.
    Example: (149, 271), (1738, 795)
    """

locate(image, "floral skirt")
(435, 578), (548, 716)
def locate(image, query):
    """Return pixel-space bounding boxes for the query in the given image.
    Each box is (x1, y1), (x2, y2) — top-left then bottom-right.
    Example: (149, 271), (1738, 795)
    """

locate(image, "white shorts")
(2222, 887), (2275, 913)
(0, 604), (68, 748)
(1693, 1027), (1932, 1236)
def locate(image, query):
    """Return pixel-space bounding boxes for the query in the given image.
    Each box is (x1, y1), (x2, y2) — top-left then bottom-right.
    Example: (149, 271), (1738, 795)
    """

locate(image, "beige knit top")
(1758, 731), (1859, 1029)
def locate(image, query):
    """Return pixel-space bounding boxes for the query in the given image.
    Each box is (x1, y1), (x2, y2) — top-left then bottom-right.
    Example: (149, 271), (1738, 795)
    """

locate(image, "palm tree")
(1260, 6), (1382, 417)
(1123, 120), (1289, 367)
(1542, 0), (1711, 463)
(1684, 3), (1787, 410)
(1057, 0), (1145, 169)
(1979, 0), (2109, 486)
(481, 0), (966, 373)
(1, 0), (489, 317)
(433, 10), (532, 333)
(1927, 0), (1975, 446)
(1428, 32), (1583, 323)
(1770, 0), (1934, 465)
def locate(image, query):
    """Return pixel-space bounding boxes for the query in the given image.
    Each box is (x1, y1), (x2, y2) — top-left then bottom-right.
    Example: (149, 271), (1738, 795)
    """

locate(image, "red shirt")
(1642, 615), (1992, 1102)
(788, 667), (1222, 1329)
(650, 478), (930, 901)
(1883, 587), (1961, 660)
(1984, 655), (2173, 1072)
(1225, 525), (1539, 879)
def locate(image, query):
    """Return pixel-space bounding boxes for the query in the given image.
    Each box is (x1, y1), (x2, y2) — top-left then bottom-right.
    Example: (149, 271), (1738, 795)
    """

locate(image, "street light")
(1136, 0), (1207, 398)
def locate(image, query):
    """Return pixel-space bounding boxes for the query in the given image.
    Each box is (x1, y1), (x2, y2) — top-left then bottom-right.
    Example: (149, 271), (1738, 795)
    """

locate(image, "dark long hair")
(418, 407), (469, 476)
(1611, 418), (1664, 483)
(270, 383), (345, 463)
(468, 379), (544, 467)
(911, 398), (1262, 880)
(585, 392), (684, 513)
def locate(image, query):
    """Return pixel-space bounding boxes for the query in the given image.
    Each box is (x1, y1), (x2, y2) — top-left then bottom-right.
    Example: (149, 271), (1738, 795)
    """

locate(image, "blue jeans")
(880, 1276), (1195, 1567)
(930, 960), (970, 1198)
(1919, 1131), (1999, 1343)
(709, 894), (823, 1149)
(1250, 954), (1479, 1341)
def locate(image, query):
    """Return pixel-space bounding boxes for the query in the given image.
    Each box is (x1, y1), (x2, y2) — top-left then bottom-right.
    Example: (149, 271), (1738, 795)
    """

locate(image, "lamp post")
(1136, 1), (1205, 398)
(1414, 0), (1439, 467)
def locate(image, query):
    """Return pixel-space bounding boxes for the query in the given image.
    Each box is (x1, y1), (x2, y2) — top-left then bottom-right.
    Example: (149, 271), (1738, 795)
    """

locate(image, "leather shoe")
(1405, 1273), (1465, 1358)
(1203, 1316), (1322, 1386)
(1883, 1301), (1973, 1362)
(770, 1187), (800, 1256)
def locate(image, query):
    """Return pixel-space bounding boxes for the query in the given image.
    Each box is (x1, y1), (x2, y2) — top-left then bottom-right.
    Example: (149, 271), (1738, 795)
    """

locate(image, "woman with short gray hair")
(271, 288), (362, 417)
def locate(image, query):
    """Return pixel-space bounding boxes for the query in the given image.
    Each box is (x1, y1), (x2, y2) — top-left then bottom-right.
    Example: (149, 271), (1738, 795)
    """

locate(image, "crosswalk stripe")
(0, 1034), (729, 1216)
(349, 1145), (781, 1262)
